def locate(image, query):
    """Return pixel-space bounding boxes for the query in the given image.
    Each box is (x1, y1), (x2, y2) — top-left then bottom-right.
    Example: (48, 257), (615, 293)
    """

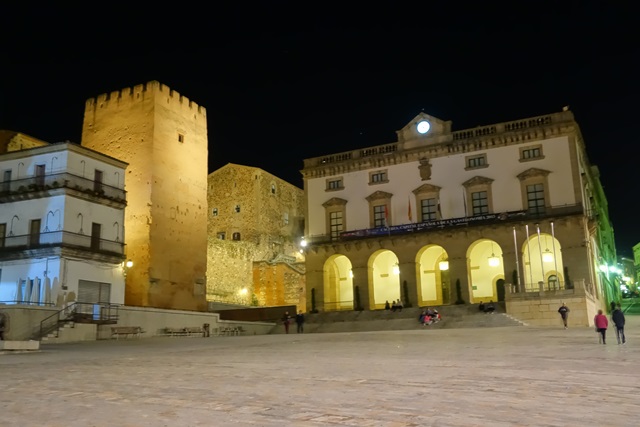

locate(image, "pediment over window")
(517, 168), (551, 180)
(462, 176), (494, 187)
(413, 183), (441, 195)
(365, 190), (393, 202)
(322, 197), (347, 208)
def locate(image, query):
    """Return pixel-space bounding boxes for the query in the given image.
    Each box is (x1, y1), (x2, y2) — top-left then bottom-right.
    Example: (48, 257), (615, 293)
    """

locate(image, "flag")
(384, 204), (389, 227)
(408, 196), (412, 222)
(462, 189), (467, 217)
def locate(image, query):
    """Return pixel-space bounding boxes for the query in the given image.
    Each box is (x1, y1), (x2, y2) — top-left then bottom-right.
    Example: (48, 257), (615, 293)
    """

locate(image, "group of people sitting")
(384, 299), (404, 312)
(478, 300), (496, 314)
(419, 307), (441, 325)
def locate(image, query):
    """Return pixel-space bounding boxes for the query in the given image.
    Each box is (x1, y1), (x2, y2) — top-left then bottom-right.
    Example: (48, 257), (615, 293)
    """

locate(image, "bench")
(162, 327), (204, 337)
(111, 326), (144, 339)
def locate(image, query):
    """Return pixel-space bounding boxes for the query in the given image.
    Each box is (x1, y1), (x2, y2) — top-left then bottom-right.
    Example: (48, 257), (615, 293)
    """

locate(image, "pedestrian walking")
(612, 304), (626, 344)
(558, 302), (570, 329)
(594, 309), (608, 344)
(0, 311), (6, 340)
(282, 311), (291, 334)
(295, 310), (305, 333)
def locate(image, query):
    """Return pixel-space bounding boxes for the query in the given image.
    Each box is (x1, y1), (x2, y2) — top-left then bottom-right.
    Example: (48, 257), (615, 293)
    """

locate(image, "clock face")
(417, 120), (431, 134)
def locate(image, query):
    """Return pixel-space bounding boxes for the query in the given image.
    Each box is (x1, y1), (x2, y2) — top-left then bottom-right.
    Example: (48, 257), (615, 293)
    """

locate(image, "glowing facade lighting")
(392, 263), (400, 275)
(439, 260), (449, 271)
(542, 249), (554, 263)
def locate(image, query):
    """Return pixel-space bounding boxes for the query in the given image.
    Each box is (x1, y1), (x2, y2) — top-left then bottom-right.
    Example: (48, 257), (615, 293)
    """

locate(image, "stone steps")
(270, 303), (525, 334)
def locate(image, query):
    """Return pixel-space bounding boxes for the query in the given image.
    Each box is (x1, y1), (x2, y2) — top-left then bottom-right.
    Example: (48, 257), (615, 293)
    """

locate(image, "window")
(329, 211), (343, 240)
(35, 164), (46, 187)
(271, 184), (276, 194)
(232, 232), (241, 241)
(0, 223), (5, 248)
(326, 178), (343, 191)
(91, 223), (101, 250)
(465, 154), (487, 170)
(373, 205), (387, 228)
(369, 170), (388, 184)
(471, 191), (489, 216)
(520, 145), (544, 161)
(323, 197), (347, 241)
(217, 232), (226, 240)
(2, 170), (11, 192)
(517, 168), (550, 214)
(283, 212), (289, 225)
(463, 176), (494, 217)
(178, 133), (185, 143)
(212, 208), (218, 216)
(93, 169), (103, 193)
(526, 183), (545, 214)
(235, 205), (240, 213)
(29, 219), (41, 247)
(420, 198), (437, 222)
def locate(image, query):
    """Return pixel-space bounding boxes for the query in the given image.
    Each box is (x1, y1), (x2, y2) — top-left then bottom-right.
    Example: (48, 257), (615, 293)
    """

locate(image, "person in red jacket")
(594, 309), (609, 344)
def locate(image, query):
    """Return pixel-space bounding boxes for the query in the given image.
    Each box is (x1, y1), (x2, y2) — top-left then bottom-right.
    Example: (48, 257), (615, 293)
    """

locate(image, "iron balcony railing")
(0, 230), (125, 256)
(0, 172), (126, 202)
(306, 203), (586, 245)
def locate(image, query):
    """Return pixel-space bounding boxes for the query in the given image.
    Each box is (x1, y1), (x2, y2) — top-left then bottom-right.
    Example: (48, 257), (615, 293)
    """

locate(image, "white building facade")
(0, 142), (128, 307)
(301, 110), (616, 325)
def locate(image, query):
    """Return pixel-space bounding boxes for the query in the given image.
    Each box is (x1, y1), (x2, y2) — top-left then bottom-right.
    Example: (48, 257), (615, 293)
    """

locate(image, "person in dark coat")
(612, 304), (626, 344)
(558, 302), (570, 329)
(282, 311), (291, 334)
(295, 310), (305, 334)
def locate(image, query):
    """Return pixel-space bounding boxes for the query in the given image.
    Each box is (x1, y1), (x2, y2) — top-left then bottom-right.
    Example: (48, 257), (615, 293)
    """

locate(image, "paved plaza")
(2, 316), (640, 427)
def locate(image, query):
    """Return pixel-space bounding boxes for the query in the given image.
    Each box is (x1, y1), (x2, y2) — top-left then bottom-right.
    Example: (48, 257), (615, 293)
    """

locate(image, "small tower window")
(235, 205), (241, 213)
(271, 184), (276, 194)
(232, 232), (241, 241)
(217, 232), (226, 240)
(212, 208), (218, 216)
(178, 133), (185, 143)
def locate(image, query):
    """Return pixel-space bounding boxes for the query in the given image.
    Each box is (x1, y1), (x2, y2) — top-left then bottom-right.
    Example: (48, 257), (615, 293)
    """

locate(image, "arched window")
(232, 232), (241, 241)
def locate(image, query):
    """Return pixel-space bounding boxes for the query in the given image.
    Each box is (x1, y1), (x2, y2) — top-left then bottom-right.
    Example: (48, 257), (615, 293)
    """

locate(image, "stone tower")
(81, 81), (208, 311)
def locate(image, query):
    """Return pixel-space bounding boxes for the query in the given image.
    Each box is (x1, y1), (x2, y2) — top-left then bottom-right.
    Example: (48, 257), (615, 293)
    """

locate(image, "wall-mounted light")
(488, 243), (500, 267)
(542, 248), (554, 263)
(122, 259), (134, 277)
(439, 248), (449, 271)
(349, 269), (354, 279)
(393, 263), (400, 275)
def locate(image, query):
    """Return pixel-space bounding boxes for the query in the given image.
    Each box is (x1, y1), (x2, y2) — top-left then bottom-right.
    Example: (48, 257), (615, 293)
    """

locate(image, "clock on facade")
(417, 120), (431, 134)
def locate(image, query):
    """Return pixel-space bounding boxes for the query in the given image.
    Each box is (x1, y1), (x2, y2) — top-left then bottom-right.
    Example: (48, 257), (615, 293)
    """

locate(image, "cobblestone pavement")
(2, 317), (639, 427)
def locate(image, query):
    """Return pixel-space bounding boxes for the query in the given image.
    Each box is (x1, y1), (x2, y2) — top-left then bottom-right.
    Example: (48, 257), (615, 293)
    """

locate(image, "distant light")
(439, 260), (449, 271)
(488, 255), (500, 267)
(542, 249), (554, 263)
(393, 263), (400, 275)
(125, 260), (133, 268)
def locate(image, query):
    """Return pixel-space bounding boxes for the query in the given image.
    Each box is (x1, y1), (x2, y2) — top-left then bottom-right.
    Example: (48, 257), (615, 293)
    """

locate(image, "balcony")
(0, 172), (126, 205)
(306, 203), (585, 245)
(0, 230), (125, 258)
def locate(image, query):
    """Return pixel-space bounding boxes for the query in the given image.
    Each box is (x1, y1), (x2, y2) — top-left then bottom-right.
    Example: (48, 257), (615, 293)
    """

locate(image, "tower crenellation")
(85, 81), (206, 118)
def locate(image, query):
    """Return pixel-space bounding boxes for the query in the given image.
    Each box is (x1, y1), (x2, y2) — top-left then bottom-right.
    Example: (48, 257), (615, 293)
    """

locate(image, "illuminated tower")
(81, 81), (208, 311)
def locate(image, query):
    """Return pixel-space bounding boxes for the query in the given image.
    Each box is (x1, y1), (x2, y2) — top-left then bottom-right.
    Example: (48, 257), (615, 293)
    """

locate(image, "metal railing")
(0, 172), (126, 202)
(35, 302), (120, 341)
(307, 204), (586, 245)
(0, 230), (125, 256)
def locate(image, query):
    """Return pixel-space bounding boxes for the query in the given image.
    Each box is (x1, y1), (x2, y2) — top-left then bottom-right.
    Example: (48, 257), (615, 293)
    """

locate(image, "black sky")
(1, 3), (638, 256)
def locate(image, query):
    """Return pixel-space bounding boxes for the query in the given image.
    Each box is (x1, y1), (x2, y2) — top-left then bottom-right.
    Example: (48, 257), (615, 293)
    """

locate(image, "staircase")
(269, 303), (526, 334)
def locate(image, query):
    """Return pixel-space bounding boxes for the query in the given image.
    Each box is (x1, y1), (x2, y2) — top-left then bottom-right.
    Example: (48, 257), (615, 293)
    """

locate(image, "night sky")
(1, 3), (638, 256)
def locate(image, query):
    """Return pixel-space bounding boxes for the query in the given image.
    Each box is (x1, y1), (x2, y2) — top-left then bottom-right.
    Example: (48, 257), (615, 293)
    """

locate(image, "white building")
(301, 109), (617, 326)
(0, 139), (128, 307)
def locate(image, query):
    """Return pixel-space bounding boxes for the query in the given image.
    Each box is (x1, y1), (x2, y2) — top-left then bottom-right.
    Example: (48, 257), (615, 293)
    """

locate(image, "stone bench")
(110, 326), (144, 339)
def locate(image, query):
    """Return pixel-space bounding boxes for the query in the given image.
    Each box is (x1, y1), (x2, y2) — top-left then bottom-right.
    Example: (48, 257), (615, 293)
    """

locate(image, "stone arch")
(322, 254), (354, 311)
(466, 238), (505, 303)
(367, 249), (400, 309)
(415, 244), (450, 306)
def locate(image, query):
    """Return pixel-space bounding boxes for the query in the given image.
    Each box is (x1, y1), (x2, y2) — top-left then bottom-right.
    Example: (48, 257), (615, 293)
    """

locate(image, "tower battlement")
(84, 80), (206, 118)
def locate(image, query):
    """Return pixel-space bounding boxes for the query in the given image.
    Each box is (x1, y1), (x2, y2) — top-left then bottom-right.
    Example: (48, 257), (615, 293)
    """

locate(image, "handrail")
(35, 302), (120, 341)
